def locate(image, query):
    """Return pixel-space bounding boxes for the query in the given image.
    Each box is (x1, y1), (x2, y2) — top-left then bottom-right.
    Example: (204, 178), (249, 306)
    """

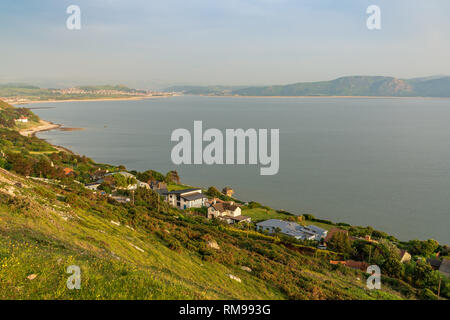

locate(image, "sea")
(31, 95), (450, 243)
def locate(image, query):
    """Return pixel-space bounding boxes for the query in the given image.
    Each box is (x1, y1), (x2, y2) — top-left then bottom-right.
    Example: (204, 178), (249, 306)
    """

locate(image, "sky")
(1, 0), (450, 89)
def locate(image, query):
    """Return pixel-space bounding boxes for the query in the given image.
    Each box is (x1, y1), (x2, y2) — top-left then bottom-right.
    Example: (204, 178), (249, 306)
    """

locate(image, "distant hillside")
(166, 76), (450, 97)
(165, 85), (245, 95)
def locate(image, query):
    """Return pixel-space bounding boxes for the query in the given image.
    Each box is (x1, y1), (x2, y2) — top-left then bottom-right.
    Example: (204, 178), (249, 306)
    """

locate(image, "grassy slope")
(0, 168), (409, 300)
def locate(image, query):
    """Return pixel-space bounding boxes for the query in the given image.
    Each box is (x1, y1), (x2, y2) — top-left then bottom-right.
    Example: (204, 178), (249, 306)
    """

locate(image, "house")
(399, 250), (411, 263)
(150, 181), (167, 191)
(208, 202), (241, 218)
(15, 116), (28, 123)
(427, 258), (442, 270)
(256, 219), (317, 241)
(222, 187), (234, 197)
(439, 259), (450, 278)
(63, 168), (74, 176)
(207, 201), (251, 224)
(137, 181), (150, 189)
(166, 188), (207, 209)
(104, 171), (136, 179)
(149, 181), (168, 198)
(111, 195), (131, 203)
(302, 225), (328, 241)
(85, 182), (100, 191)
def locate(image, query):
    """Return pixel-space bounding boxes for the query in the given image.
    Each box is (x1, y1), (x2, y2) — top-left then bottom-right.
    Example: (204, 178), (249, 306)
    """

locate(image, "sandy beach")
(19, 120), (61, 137)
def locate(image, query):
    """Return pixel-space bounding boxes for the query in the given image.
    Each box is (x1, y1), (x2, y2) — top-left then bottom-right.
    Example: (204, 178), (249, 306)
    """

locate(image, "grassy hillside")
(0, 100), (447, 300)
(0, 167), (414, 300)
(0, 100), (40, 129)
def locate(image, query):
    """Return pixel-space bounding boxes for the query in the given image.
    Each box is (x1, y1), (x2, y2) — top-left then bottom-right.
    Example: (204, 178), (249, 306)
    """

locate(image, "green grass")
(167, 183), (196, 191)
(241, 207), (294, 223)
(0, 168), (410, 300)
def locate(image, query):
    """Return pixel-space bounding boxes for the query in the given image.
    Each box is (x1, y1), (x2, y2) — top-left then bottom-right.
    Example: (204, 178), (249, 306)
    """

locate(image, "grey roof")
(182, 193), (206, 201)
(303, 225), (327, 235)
(104, 171), (136, 179)
(155, 188), (168, 196)
(167, 188), (202, 195)
(439, 259), (450, 277)
(256, 219), (323, 240)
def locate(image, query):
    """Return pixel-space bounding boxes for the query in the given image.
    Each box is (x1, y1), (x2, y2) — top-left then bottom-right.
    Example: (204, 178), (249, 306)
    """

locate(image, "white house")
(207, 201), (251, 224)
(15, 117), (28, 123)
(166, 188), (207, 209)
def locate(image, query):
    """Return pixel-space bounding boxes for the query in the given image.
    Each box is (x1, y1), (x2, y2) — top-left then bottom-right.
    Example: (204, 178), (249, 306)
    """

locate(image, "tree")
(165, 170), (180, 184)
(206, 186), (222, 198)
(328, 232), (354, 258)
(413, 260), (434, 288)
(407, 239), (439, 257)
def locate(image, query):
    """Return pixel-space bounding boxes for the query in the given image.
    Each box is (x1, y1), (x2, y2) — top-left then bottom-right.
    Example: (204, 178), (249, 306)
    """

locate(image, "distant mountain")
(165, 76), (450, 97)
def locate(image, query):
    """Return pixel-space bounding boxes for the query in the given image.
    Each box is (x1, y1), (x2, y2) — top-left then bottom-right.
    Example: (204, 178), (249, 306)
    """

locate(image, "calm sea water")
(32, 96), (450, 243)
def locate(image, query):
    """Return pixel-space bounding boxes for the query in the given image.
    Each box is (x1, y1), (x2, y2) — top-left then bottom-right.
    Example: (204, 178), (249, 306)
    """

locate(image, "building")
(150, 181), (167, 191)
(63, 168), (74, 176)
(302, 225), (328, 241)
(427, 258), (442, 270)
(85, 183), (100, 191)
(15, 116), (28, 123)
(111, 195), (131, 203)
(208, 202), (241, 218)
(256, 219), (318, 241)
(166, 188), (207, 209)
(207, 201), (251, 224)
(399, 250), (412, 263)
(104, 171), (136, 179)
(222, 187), (234, 197)
(439, 259), (450, 278)
(137, 181), (150, 189)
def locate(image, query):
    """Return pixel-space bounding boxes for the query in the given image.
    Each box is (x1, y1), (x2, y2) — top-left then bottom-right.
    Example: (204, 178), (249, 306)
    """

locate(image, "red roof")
(63, 168), (74, 175)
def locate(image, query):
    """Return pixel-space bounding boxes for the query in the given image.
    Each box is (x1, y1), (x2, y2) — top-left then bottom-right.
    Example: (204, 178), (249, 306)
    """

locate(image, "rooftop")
(182, 193), (206, 201)
(167, 188), (202, 195)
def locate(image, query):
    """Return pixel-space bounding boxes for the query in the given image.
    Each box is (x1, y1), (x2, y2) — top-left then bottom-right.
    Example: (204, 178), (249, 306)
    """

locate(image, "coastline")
(195, 94), (450, 100)
(10, 95), (174, 105)
(19, 119), (62, 137)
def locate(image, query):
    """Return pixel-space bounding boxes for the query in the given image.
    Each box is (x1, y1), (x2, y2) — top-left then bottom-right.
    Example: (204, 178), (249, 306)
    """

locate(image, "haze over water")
(33, 96), (450, 243)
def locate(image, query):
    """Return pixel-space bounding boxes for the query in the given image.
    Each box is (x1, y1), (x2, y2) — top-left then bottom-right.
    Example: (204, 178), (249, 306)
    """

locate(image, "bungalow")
(256, 219), (317, 241)
(166, 188), (207, 209)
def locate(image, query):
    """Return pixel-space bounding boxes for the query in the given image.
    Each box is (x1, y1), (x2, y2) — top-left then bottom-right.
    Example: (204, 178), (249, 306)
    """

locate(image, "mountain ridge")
(165, 75), (450, 97)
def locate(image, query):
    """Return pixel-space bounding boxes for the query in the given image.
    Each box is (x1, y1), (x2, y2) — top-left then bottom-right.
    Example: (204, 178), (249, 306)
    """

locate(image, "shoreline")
(10, 95), (175, 105)
(194, 94), (450, 100)
(19, 120), (62, 137)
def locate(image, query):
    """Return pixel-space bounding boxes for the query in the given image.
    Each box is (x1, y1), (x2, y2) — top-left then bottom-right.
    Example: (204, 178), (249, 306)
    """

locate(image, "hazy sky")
(1, 0), (450, 89)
